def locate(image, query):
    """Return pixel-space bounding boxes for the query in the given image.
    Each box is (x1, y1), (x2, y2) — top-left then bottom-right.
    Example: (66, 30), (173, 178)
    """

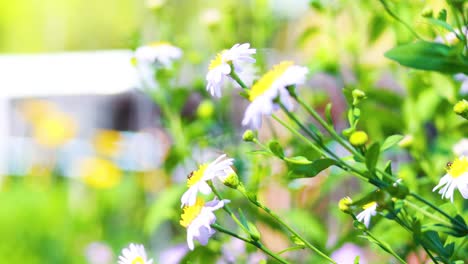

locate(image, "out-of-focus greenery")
(0, 0), (143, 52)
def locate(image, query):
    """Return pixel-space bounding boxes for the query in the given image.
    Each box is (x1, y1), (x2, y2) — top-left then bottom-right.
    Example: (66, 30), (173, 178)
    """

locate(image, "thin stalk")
(229, 70), (248, 90)
(293, 96), (361, 159)
(403, 200), (452, 227)
(276, 246), (305, 255)
(409, 192), (467, 231)
(238, 185), (336, 264)
(209, 183), (251, 235)
(363, 230), (407, 264)
(212, 224), (290, 264)
(272, 112), (368, 182)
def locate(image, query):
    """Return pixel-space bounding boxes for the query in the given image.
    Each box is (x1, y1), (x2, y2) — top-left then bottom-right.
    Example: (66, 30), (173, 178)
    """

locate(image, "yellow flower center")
(208, 51), (226, 70)
(180, 198), (205, 227)
(187, 164), (208, 187)
(363, 201), (376, 210)
(248, 61), (293, 101)
(131, 257), (145, 264)
(447, 157), (468, 178)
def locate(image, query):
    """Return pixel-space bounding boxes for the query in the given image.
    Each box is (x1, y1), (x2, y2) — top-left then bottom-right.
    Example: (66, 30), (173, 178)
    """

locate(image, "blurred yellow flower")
(80, 157), (122, 189)
(20, 100), (77, 147)
(33, 111), (76, 147)
(93, 130), (122, 157)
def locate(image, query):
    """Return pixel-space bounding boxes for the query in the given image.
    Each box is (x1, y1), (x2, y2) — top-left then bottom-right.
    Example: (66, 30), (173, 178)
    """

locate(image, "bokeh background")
(1, 0), (466, 263)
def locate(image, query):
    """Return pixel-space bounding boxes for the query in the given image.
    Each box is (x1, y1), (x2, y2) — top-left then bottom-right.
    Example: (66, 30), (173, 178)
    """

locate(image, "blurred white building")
(0, 50), (162, 176)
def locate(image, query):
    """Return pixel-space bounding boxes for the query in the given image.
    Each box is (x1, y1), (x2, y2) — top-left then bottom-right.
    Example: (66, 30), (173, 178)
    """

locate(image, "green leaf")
(269, 140), (284, 159)
(425, 18), (454, 32)
(325, 103), (333, 124)
(284, 156), (312, 165)
(365, 143), (380, 171)
(437, 9), (447, 21)
(369, 15), (386, 43)
(381, 135), (404, 151)
(287, 158), (336, 178)
(385, 41), (468, 74)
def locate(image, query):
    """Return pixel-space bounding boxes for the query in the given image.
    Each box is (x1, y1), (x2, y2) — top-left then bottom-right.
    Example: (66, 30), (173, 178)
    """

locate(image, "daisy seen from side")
(180, 198), (229, 250)
(433, 156), (468, 202)
(206, 43), (256, 97)
(181, 154), (234, 207)
(241, 61), (308, 129)
(134, 42), (182, 67)
(118, 243), (153, 264)
(356, 201), (377, 228)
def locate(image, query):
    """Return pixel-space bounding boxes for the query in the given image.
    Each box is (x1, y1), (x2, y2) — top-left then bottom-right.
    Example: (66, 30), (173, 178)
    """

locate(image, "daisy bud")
(398, 135), (413, 148)
(339, 197), (353, 214)
(242, 130), (255, 142)
(454, 99), (468, 119)
(349, 131), (368, 147)
(420, 7), (433, 18)
(352, 89), (366, 106)
(197, 100), (215, 119)
(221, 169), (240, 189)
(247, 222), (261, 241)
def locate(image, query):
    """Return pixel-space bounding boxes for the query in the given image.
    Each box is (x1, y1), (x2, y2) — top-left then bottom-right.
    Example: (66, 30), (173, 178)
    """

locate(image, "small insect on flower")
(356, 202), (377, 228)
(118, 243), (153, 264)
(206, 43), (256, 97)
(180, 198), (229, 250)
(180, 154), (234, 207)
(242, 61), (308, 129)
(433, 156), (468, 202)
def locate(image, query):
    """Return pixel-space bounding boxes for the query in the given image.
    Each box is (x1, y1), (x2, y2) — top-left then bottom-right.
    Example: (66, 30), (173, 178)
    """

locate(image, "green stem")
(271, 113), (368, 182)
(409, 193), (467, 232)
(212, 224), (290, 264)
(293, 96), (361, 158)
(238, 185), (336, 264)
(378, 0), (422, 39)
(209, 182), (251, 235)
(403, 200), (452, 227)
(276, 245), (305, 255)
(229, 69), (248, 90)
(363, 230), (407, 264)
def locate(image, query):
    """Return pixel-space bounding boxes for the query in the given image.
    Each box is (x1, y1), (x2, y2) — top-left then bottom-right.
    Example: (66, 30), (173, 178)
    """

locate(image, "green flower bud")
(420, 7), (433, 18)
(247, 222), (261, 241)
(454, 100), (468, 119)
(342, 128), (355, 138)
(339, 197), (353, 214)
(349, 131), (368, 146)
(398, 135), (413, 148)
(221, 169), (240, 189)
(196, 100), (215, 119)
(352, 89), (366, 106)
(242, 130), (255, 142)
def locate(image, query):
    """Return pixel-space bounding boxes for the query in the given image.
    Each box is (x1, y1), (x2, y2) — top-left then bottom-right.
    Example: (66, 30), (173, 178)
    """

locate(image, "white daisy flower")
(433, 156), (468, 202)
(180, 198), (229, 250)
(241, 61), (308, 129)
(118, 243), (153, 264)
(134, 42), (182, 67)
(181, 154), (234, 207)
(356, 202), (377, 228)
(206, 43), (256, 97)
(453, 138), (468, 156)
